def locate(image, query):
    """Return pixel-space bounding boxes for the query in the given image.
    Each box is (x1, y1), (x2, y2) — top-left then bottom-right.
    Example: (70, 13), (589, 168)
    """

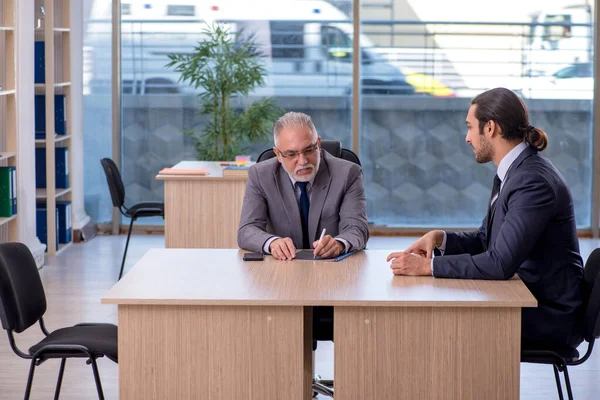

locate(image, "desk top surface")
(102, 249), (537, 307)
(156, 161), (249, 181)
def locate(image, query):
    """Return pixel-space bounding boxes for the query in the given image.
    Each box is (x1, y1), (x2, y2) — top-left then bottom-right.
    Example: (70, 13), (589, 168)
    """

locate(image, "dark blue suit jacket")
(433, 146), (584, 349)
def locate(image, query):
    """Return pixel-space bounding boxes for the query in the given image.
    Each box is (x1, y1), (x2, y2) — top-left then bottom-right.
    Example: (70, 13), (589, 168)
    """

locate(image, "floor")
(0, 234), (599, 399)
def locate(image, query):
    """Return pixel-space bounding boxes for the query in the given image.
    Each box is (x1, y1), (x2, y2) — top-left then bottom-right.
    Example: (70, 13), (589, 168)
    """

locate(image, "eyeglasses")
(277, 142), (319, 160)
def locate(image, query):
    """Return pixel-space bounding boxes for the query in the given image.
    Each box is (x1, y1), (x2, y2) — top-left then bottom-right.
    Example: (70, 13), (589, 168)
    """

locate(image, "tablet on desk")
(293, 250), (357, 262)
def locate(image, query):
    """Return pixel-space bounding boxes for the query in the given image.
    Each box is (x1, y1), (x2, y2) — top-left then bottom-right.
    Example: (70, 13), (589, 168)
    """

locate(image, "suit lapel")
(274, 166), (303, 247)
(308, 153), (332, 245)
(487, 145), (537, 246)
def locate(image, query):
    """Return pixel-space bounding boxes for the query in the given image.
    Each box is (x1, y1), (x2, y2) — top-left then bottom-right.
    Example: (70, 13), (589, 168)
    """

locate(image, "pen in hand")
(314, 228), (326, 260)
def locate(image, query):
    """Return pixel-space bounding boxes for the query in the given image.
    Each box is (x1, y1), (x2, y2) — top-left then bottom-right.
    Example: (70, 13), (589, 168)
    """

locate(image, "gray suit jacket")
(433, 146), (584, 349)
(238, 151), (369, 253)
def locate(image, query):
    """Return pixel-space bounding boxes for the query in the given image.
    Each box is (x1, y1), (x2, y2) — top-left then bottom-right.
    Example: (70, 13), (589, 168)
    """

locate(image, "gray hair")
(273, 112), (318, 146)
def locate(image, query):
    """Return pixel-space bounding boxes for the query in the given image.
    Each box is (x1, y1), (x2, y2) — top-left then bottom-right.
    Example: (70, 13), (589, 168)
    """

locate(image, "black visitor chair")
(100, 158), (164, 280)
(521, 248), (600, 400)
(0, 242), (118, 399)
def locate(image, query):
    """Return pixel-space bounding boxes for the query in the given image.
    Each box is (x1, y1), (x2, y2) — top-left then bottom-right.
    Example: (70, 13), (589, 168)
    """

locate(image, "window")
(83, 0), (113, 224)
(167, 5), (195, 17)
(115, 4), (352, 228)
(360, 14), (593, 228)
(270, 21), (304, 59)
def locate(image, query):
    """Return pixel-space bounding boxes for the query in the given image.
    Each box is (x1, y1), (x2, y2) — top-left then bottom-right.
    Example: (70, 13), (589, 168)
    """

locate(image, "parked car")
(520, 62), (593, 100)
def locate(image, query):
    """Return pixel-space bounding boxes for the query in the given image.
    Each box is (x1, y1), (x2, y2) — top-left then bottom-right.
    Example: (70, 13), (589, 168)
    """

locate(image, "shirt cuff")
(431, 232), (447, 275)
(437, 231), (447, 255)
(263, 236), (280, 254)
(335, 238), (350, 254)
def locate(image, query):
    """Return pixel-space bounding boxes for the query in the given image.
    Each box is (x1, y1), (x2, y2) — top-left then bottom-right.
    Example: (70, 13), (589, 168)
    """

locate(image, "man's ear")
(273, 147), (282, 162)
(487, 120), (498, 138)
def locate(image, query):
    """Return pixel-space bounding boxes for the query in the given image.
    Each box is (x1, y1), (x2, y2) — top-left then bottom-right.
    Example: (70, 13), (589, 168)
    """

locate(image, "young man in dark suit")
(387, 87), (584, 351)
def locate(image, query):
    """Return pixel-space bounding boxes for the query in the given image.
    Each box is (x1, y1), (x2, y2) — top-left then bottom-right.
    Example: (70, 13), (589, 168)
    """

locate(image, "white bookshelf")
(34, 0), (73, 255)
(0, 0), (17, 242)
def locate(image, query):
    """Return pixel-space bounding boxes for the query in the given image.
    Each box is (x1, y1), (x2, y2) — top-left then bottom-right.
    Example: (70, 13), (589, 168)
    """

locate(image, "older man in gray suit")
(238, 111), (369, 260)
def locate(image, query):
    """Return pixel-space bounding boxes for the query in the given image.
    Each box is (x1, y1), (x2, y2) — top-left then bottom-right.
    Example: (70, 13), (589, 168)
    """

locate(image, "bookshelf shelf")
(36, 188), (72, 199)
(34, 82), (71, 88)
(0, 152), (17, 159)
(0, 214), (17, 226)
(35, 134), (72, 144)
(0, 26), (13, 31)
(0, 89), (15, 96)
(52, 27), (70, 32)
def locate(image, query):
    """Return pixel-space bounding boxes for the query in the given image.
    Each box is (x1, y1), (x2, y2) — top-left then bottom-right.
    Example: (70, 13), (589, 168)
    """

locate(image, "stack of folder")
(158, 168), (210, 176)
(222, 165), (250, 177)
(0, 167), (17, 218)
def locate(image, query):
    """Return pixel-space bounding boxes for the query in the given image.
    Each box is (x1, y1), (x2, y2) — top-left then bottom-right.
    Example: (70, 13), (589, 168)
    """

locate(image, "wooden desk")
(102, 249), (536, 400)
(157, 161), (248, 248)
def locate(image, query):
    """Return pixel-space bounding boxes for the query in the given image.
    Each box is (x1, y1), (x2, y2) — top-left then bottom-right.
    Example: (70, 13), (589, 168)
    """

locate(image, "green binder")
(0, 167), (14, 218)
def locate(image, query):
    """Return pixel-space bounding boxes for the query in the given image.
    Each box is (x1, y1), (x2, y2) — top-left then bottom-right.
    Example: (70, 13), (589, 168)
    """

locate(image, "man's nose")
(297, 153), (309, 164)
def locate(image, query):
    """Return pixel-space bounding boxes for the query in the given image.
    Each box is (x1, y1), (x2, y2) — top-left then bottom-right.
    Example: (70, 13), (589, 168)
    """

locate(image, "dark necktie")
(297, 182), (310, 249)
(486, 174), (502, 242)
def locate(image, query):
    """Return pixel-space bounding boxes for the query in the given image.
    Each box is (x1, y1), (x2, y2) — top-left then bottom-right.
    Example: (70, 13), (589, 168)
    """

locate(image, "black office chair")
(521, 248), (600, 400)
(100, 158), (164, 280)
(0, 242), (118, 400)
(257, 139), (361, 398)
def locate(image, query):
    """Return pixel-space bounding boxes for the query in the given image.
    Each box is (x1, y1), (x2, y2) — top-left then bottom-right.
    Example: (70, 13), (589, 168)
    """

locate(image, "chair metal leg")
(563, 365), (574, 400)
(313, 374), (334, 398)
(118, 217), (135, 280)
(24, 359), (37, 400)
(89, 358), (105, 400)
(553, 364), (565, 400)
(54, 358), (66, 400)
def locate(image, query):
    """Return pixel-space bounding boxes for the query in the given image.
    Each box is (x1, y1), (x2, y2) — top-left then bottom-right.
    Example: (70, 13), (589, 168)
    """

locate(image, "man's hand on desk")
(386, 252), (433, 276)
(404, 230), (444, 258)
(270, 238), (297, 261)
(313, 235), (344, 259)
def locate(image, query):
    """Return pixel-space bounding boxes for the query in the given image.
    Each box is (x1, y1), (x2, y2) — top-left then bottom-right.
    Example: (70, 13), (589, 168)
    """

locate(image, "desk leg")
(334, 307), (521, 400)
(119, 305), (312, 400)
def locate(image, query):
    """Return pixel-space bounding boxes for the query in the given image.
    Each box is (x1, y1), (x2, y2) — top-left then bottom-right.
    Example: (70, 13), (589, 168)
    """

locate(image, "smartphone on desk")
(243, 252), (264, 261)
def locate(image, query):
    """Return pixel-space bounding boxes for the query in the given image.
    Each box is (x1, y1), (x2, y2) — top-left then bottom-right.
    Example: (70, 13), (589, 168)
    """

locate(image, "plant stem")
(213, 95), (218, 157)
(222, 89), (227, 157)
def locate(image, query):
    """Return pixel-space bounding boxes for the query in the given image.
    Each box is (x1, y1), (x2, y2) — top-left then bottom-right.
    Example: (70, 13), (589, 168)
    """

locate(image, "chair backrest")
(100, 158), (126, 209)
(0, 243), (47, 333)
(340, 148), (361, 166)
(257, 140), (361, 166)
(582, 248), (600, 339)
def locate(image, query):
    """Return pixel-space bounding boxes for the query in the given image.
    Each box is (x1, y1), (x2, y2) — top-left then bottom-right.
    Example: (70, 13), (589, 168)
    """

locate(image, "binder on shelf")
(36, 203), (59, 251)
(35, 41), (45, 84)
(10, 167), (16, 215)
(0, 167), (16, 218)
(35, 147), (70, 189)
(56, 201), (72, 244)
(34, 94), (67, 139)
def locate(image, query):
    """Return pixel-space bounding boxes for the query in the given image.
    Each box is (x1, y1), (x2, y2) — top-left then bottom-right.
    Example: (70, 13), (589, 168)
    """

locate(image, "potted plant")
(166, 24), (282, 161)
